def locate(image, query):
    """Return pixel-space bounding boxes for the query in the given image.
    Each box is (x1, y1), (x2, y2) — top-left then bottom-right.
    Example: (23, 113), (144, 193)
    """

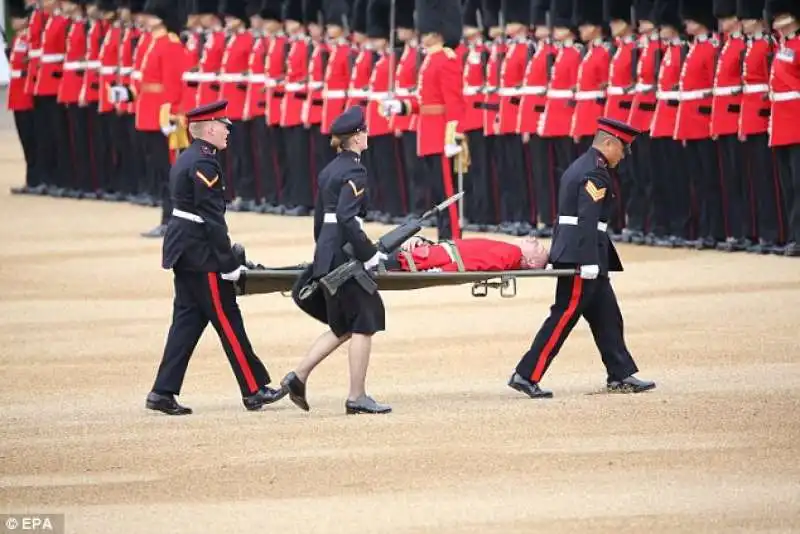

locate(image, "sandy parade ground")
(1, 112), (799, 533)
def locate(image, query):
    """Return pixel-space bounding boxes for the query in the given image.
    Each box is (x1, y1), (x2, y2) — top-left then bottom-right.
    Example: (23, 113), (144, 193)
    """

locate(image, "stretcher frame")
(237, 264), (578, 299)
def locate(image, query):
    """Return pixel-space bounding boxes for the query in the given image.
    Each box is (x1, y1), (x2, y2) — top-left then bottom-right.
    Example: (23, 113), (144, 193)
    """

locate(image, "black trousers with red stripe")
(515, 272), (639, 385)
(153, 270), (271, 398)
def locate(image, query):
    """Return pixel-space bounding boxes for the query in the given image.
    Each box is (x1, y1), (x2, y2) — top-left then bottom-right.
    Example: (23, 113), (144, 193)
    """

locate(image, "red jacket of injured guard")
(397, 239), (522, 272)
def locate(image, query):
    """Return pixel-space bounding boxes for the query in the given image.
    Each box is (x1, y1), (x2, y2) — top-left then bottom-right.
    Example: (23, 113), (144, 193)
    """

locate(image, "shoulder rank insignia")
(196, 170), (219, 188)
(585, 180), (606, 202)
(347, 179), (365, 197)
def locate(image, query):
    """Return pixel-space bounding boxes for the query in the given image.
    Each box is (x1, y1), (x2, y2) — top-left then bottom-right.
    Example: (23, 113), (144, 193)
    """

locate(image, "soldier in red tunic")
(195, 2), (226, 108)
(711, 0), (751, 252)
(519, 0), (556, 237)
(96, 0), (124, 199)
(219, 0), (257, 211)
(382, 0), (465, 240)
(261, 0), (288, 213)
(627, 0), (661, 243)
(738, 0), (786, 254)
(479, 7), (504, 230)
(649, 0), (692, 247)
(767, 0), (800, 256)
(675, 0), (725, 249)
(7, 0), (39, 195)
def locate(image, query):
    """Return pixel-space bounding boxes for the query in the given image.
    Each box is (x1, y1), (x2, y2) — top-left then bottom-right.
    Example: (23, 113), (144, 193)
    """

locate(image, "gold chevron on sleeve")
(196, 170), (219, 188)
(585, 180), (606, 202)
(348, 180), (365, 197)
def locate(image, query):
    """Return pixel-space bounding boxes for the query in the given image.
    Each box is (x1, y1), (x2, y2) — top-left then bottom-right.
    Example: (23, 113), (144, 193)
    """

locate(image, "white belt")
(119, 66), (134, 75)
(558, 215), (608, 232)
(770, 91), (800, 102)
(483, 85), (497, 93)
(249, 74), (266, 83)
(195, 72), (217, 82)
(547, 89), (573, 99)
(131, 70), (142, 80)
(99, 66), (117, 75)
(29, 49), (42, 58)
(680, 89), (712, 100)
(10, 70), (23, 79)
(309, 81), (324, 90)
(656, 90), (680, 100)
(519, 86), (547, 96)
(634, 83), (654, 92)
(172, 209), (204, 224)
(348, 89), (369, 97)
(264, 78), (278, 88)
(219, 72), (247, 82)
(742, 83), (769, 94)
(323, 89), (347, 98)
(86, 60), (101, 69)
(63, 61), (87, 71)
(323, 212), (364, 228)
(395, 88), (412, 97)
(574, 90), (605, 101)
(182, 71), (198, 82)
(463, 85), (481, 96)
(284, 82), (305, 92)
(497, 87), (521, 97)
(40, 53), (65, 64)
(712, 85), (741, 96)
(369, 91), (389, 100)
(606, 86), (627, 96)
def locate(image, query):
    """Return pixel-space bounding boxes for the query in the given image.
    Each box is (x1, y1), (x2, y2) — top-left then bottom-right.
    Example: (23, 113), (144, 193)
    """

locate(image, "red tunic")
(82, 19), (107, 104)
(397, 239), (522, 272)
(497, 37), (529, 135)
(134, 31), (186, 132)
(279, 33), (309, 128)
(459, 38), (485, 133)
(118, 25), (140, 114)
(738, 33), (773, 137)
(538, 41), (581, 138)
(220, 30), (253, 121)
(674, 34), (719, 141)
(391, 42), (419, 132)
(244, 31), (267, 120)
(517, 39), (553, 134)
(628, 33), (661, 132)
(346, 44), (373, 109)
(768, 31), (800, 147)
(7, 32), (34, 111)
(97, 23), (122, 114)
(321, 40), (351, 134)
(711, 32), (746, 137)
(56, 18), (86, 105)
(603, 36), (636, 122)
(303, 40), (326, 126)
(366, 50), (392, 136)
(180, 29), (203, 114)
(482, 38), (504, 136)
(650, 39), (683, 138)
(34, 12), (68, 97)
(197, 29), (225, 107)
(24, 8), (46, 96)
(570, 39), (610, 138)
(264, 33), (288, 126)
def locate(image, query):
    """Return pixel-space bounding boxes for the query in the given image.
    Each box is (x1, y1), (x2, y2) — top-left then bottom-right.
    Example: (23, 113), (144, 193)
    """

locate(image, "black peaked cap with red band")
(597, 117), (641, 145)
(186, 100), (233, 125)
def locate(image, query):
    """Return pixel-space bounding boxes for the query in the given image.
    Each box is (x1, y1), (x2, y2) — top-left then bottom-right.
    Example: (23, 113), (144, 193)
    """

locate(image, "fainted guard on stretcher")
(383, 236), (550, 273)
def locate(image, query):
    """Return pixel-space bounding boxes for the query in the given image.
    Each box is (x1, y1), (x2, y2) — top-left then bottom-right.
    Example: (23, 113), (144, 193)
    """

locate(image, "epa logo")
(4, 516), (56, 531)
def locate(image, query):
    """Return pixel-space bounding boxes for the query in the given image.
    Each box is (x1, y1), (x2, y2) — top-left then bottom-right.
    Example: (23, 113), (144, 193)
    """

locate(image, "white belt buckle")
(172, 209), (204, 224)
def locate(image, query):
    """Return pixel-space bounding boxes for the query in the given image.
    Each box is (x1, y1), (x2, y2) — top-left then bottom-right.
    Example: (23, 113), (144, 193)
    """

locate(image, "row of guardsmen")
(4, 0), (800, 257)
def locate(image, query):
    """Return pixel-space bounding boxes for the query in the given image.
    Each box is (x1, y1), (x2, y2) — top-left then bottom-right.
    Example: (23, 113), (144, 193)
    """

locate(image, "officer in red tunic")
(738, 0), (786, 254)
(460, 0), (494, 231)
(519, 0), (556, 237)
(650, 0), (691, 247)
(767, 0), (800, 256)
(262, 1), (288, 213)
(219, 0), (257, 211)
(493, 0), (533, 237)
(382, 0), (465, 240)
(627, 0), (661, 243)
(8, 0), (39, 195)
(509, 118), (656, 399)
(675, 0), (724, 249)
(712, 0), (751, 251)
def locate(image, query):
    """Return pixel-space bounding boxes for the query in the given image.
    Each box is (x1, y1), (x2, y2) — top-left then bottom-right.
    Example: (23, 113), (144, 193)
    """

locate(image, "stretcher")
(237, 264), (578, 299)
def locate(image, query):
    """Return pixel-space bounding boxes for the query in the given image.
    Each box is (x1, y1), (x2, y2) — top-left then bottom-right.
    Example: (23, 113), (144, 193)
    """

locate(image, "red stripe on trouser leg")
(531, 276), (583, 383)
(440, 153), (461, 239)
(207, 273), (258, 393)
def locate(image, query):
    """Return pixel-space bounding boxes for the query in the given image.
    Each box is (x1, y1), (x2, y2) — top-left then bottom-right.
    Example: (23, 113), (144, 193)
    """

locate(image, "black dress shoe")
(281, 371), (310, 411)
(607, 375), (656, 393)
(140, 224), (166, 238)
(345, 395), (392, 414)
(146, 392), (192, 415)
(785, 242), (800, 257)
(243, 385), (288, 411)
(507, 372), (553, 399)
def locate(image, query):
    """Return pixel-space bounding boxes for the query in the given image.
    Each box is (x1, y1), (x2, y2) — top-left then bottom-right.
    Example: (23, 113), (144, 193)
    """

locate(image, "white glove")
(381, 98), (403, 116)
(109, 86), (130, 103)
(363, 251), (389, 270)
(579, 264), (599, 280)
(161, 123), (177, 137)
(444, 143), (462, 158)
(221, 265), (248, 282)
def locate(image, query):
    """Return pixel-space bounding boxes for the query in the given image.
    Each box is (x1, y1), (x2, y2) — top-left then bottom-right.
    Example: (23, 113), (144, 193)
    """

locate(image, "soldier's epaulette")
(443, 47), (456, 59)
(168, 32), (180, 43)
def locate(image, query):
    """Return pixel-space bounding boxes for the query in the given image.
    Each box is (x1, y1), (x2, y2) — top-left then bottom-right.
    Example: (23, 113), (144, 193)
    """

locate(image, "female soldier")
(281, 106), (392, 415)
